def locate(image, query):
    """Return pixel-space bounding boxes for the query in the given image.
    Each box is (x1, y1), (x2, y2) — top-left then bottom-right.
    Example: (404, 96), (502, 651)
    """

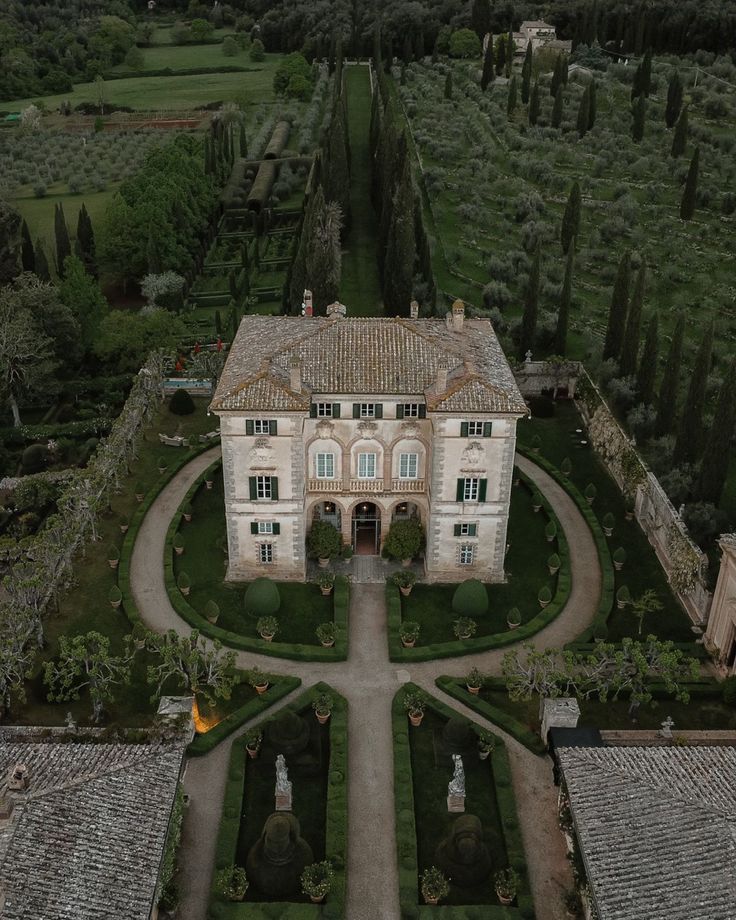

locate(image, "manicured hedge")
(164, 460), (349, 662)
(105, 65), (255, 81)
(435, 676), (546, 756)
(392, 683), (535, 919)
(388, 470), (571, 662)
(209, 682), (348, 920)
(188, 673), (302, 756)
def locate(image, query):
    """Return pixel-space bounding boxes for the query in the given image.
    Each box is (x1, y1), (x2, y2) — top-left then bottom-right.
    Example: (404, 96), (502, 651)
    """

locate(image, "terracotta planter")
(135, 492), (145, 503)
(401, 638), (416, 648)
(423, 896), (439, 905)
(183, 513), (192, 523)
(205, 480), (214, 490)
(539, 599), (549, 609)
(207, 615), (219, 625)
(174, 546), (184, 556)
(309, 895), (325, 904)
(315, 711), (331, 724)
(108, 559), (119, 570)
(548, 565), (559, 576)
(497, 892), (514, 906)
(134, 639), (146, 650)
(409, 711), (424, 727)
(467, 684), (480, 695)
(532, 504), (542, 513)
(614, 561), (624, 571)
(399, 585), (412, 597)
(180, 586), (190, 597)
(586, 496), (594, 505)
(260, 633), (274, 642)
(458, 632), (472, 640)
(625, 511), (634, 521)
(616, 599), (626, 610)
(546, 534), (555, 543)
(318, 557), (330, 568)
(254, 682), (269, 695)
(603, 527), (613, 537)
(246, 745), (260, 759)
(507, 620), (521, 630)
(321, 639), (335, 648)
(401, 558), (412, 568)
(320, 586), (333, 596)
(119, 524), (129, 534)
(479, 749), (490, 761)
(158, 466), (167, 475)
(110, 599), (122, 609)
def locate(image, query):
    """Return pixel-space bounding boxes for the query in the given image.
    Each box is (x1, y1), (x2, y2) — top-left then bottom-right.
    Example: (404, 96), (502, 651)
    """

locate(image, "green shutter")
(273, 523), (280, 535)
(478, 479), (487, 502)
(453, 524), (461, 536)
(249, 477), (257, 500)
(246, 420), (254, 435)
(396, 404), (405, 420)
(419, 405), (426, 418)
(269, 420), (278, 436)
(456, 479), (465, 501)
(251, 522), (258, 534)
(271, 477), (279, 501)
(310, 404), (318, 418)
(483, 422), (492, 438)
(374, 403), (383, 419)
(332, 403), (341, 418)
(353, 403), (360, 418)
(469, 524), (477, 537)
(460, 422), (469, 437)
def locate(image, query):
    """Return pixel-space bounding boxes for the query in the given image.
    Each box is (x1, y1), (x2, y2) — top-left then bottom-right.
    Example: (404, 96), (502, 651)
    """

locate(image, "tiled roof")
(211, 314), (527, 415)
(558, 745), (736, 920)
(0, 736), (185, 920)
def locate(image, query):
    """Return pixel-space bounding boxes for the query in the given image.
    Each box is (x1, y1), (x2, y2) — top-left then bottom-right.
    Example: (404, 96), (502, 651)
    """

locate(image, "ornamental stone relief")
(461, 441), (485, 468)
(357, 420), (378, 438)
(315, 420), (335, 439)
(248, 437), (273, 466)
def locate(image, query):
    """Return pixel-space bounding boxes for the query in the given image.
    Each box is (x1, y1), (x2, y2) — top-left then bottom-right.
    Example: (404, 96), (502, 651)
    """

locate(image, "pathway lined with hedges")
(129, 447), (600, 920)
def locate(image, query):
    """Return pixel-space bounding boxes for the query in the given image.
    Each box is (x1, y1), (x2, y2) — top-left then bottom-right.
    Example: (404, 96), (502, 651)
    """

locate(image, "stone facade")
(705, 535), (736, 670)
(211, 305), (528, 584)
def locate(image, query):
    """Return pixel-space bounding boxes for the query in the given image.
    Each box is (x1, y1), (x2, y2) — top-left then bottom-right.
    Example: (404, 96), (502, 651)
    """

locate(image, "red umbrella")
(175, 360), (183, 372)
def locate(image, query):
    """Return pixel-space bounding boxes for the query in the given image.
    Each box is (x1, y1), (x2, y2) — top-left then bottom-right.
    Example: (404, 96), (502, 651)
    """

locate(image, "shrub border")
(388, 469), (571, 661)
(392, 682), (535, 919)
(164, 460), (349, 661)
(208, 682), (348, 920)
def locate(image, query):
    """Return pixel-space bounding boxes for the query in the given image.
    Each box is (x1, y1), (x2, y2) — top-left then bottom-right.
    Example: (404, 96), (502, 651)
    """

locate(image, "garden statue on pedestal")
(447, 754), (466, 812)
(246, 812), (313, 897)
(275, 754), (292, 811)
(435, 814), (492, 887)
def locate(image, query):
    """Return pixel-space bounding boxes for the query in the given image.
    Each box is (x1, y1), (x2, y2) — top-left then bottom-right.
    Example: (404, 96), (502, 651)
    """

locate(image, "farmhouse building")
(210, 301), (528, 583)
(513, 20), (572, 58)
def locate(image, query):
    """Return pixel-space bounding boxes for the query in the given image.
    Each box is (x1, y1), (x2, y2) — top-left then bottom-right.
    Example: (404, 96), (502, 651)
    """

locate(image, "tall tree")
(444, 71), (453, 99)
(554, 245), (574, 355)
(306, 187), (342, 313)
(383, 156), (416, 316)
(551, 85), (564, 128)
(480, 35), (494, 90)
(560, 182), (581, 254)
(528, 80), (540, 125)
(76, 203), (97, 277)
(145, 629), (237, 706)
(54, 202), (72, 278)
(521, 42), (533, 103)
(470, 0), (492, 40)
(59, 255), (109, 352)
(602, 251), (631, 361)
(665, 70), (683, 128)
(636, 312), (659, 405)
(654, 312), (685, 436)
(550, 55), (564, 97)
(507, 75), (518, 116)
(631, 46), (652, 99)
(505, 27), (514, 77)
(239, 123), (247, 157)
(34, 239), (50, 282)
(695, 358), (736, 504)
(495, 32), (506, 75)
(20, 219), (34, 273)
(631, 93), (646, 143)
(680, 147), (699, 221)
(619, 257), (647, 377)
(519, 244), (541, 358)
(673, 320), (714, 465)
(0, 199), (21, 283)
(576, 84), (590, 138)
(323, 99), (351, 231)
(587, 78), (597, 129)
(671, 105), (688, 157)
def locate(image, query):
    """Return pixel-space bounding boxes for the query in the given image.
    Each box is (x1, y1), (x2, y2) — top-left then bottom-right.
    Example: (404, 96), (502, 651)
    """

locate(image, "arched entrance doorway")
(352, 502), (381, 555)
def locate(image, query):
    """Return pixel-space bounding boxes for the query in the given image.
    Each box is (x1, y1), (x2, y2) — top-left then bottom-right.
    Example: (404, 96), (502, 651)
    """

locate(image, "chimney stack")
(8, 763), (29, 791)
(436, 361), (448, 393)
(409, 300), (419, 319)
(289, 357), (302, 392)
(451, 299), (465, 332)
(303, 289), (313, 317)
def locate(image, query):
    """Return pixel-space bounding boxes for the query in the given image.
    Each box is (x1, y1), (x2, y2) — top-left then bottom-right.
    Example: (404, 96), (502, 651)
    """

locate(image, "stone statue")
(246, 812), (314, 897)
(275, 754), (291, 795)
(435, 814), (492, 887)
(448, 754), (465, 797)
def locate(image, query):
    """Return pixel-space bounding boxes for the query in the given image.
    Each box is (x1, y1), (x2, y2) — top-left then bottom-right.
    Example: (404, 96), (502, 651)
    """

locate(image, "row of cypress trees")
(18, 203), (96, 284)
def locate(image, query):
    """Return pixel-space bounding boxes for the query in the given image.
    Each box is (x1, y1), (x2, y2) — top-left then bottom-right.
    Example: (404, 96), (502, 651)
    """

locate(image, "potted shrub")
(538, 585), (552, 609)
(134, 481), (145, 502)
(453, 617), (477, 640)
(132, 622), (148, 650)
(177, 571), (191, 596)
(204, 600), (220, 624)
(244, 727), (263, 759)
(531, 491), (543, 512)
(531, 434), (541, 453)
(108, 584), (122, 609)
(613, 546), (626, 571)
(247, 666), (269, 694)
(312, 691), (334, 724)
(301, 860), (334, 904)
(465, 666), (484, 694)
(560, 456), (572, 477)
(256, 615), (279, 641)
(403, 689), (427, 726)
(545, 520), (557, 543)
(494, 867), (519, 906)
(182, 502), (193, 523)
(393, 570), (417, 596)
(307, 520), (342, 567)
(173, 533), (184, 556)
(547, 552), (561, 575)
(584, 483), (597, 505)
(593, 621), (608, 643)
(316, 622), (336, 647)
(119, 514), (129, 534)
(214, 865), (248, 902)
(107, 545), (120, 570)
(341, 544), (354, 560)
(316, 571), (335, 596)
(506, 606), (522, 629)
(205, 471), (215, 490)
(399, 620), (420, 648)
(478, 729), (495, 760)
(616, 585), (631, 609)
(157, 455), (168, 474)
(383, 518), (424, 565)
(420, 866), (449, 905)
(602, 512), (615, 536)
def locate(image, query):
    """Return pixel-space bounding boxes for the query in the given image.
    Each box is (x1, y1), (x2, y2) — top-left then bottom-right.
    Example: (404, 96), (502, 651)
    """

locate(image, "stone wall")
(513, 358), (582, 399)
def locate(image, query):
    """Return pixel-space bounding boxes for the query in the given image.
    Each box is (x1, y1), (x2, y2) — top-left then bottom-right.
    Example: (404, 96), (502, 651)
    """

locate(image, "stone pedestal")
(447, 794), (465, 813)
(540, 698), (581, 744)
(275, 791), (292, 811)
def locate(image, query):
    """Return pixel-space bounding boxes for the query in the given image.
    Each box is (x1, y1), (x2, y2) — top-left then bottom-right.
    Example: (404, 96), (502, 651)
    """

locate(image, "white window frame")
(463, 478), (479, 502)
(316, 452), (335, 479)
(254, 419), (272, 435)
(256, 476), (272, 500)
(358, 452), (377, 479)
(258, 543), (274, 564)
(399, 452), (418, 479)
(403, 403), (420, 418)
(459, 544), (475, 565)
(466, 421), (484, 437)
(360, 403), (375, 418)
(458, 523), (475, 537)
(316, 403), (333, 418)
(258, 522), (274, 535)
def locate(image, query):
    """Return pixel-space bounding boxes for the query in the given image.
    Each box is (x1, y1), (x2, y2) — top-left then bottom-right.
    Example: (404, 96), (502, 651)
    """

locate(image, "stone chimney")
(326, 301), (347, 318)
(409, 300), (419, 319)
(435, 361), (448, 393)
(7, 763), (29, 792)
(289, 357), (302, 392)
(303, 289), (313, 317)
(450, 299), (465, 332)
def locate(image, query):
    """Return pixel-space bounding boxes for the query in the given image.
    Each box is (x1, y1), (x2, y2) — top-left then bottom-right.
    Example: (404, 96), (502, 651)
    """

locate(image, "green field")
(14, 188), (116, 253)
(111, 35), (245, 73)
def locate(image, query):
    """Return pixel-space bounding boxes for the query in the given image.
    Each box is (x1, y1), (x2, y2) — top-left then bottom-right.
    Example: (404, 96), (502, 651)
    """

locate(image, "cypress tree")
(521, 42), (533, 104)
(239, 123), (248, 157)
(560, 181), (581, 254)
(146, 225), (162, 274)
(550, 55), (563, 96)
(470, 0), (492, 40)
(632, 94), (646, 143)
(402, 34), (413, 65)
(383, 156), (416, 316)
(695, 358), (736, 504)
(631, 46), (652, 99)
(636, 312), (659, 405)
(654, 312), (685, 436)
(673, 320), (714, 465)
(415, 30), (425, 60)
(680, 146), (699, 221)
(444, 72), (453, 100)
(34, 238), (50, 281)
(519, 244), (541, 359)
(20, 219), (34, 272)
(54, 203), (72, 278)
(554, 244), (574, 355)
(587, 78), (597, 129)
(495, 33), (506, 75)
(665, 70), (683, 128)
(505, 27), (513, 77)
(602, 251), (631, 361)
(551, 85), (564, 128)
(306, 188), (342, 313)
(324, 101), (351, 230)
(619, 257), (647, 378)
(528, 81), (540, 125)
(576, 85), (590, 138)
(480, 36), (494, 90)
(671, 105), (688, 157)
(561, 53), (569, 85)
(507, 75), (518, 116)
(76, 203), (96, 277)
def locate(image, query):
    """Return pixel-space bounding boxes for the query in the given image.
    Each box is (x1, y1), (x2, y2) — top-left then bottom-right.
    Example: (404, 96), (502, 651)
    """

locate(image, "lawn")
(112, 36), (242, 73)
(14, 188), (116, 254)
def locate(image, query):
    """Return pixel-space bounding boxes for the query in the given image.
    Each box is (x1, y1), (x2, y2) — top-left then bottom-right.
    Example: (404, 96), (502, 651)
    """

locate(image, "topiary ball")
(442, 717), (477, 755)
(266, 709), (309, 755)
(452, 579), (489, 617)
(245, 577), (281, 616)
(169, 388), (195, 415)
(21, 444), (47, 473)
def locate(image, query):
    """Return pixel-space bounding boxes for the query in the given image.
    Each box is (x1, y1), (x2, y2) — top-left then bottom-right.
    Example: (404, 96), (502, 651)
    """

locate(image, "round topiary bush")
(244, 577), (281, 616)
(452, 579), (489, 617)
(169, 388), (195, 415)
(21, 444), (47, 473)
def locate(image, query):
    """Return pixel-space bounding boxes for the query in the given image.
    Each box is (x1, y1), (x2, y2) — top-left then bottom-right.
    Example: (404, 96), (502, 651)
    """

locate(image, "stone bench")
(158, 434), (190, 447)
(198, 430), (221, 444)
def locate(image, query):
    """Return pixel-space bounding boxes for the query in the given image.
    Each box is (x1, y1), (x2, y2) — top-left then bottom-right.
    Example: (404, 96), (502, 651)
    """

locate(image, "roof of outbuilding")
(0, 734), (185, 920)
(557, 745), (736, 920)
(211, 314), (527, 415)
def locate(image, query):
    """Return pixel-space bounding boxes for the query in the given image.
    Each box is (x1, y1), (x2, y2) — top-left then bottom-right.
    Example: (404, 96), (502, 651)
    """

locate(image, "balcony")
(307, 479), (343, 492)
(306, 479), (426, 494)
(391, 478), (425, 493)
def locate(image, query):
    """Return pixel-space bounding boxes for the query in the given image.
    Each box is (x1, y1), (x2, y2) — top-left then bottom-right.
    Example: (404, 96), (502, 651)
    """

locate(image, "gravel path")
(130, 447), (600, 920)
